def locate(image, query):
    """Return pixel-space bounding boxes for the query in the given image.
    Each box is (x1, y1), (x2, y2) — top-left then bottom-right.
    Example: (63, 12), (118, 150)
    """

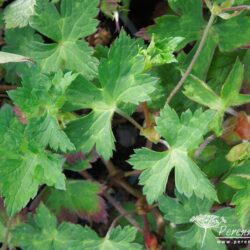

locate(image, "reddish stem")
(0, 85), (17, 92)
(143, 102), (151, 128)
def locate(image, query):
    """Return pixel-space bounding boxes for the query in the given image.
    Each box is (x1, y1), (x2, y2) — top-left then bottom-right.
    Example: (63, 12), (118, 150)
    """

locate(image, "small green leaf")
(220, 58), (244, 106)
(226, 142), (250, 163)
(142, 36), (184, 69)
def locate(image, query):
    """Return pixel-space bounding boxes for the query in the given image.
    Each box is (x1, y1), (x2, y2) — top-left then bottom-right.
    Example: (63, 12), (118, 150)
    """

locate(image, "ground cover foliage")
(0, 0), (249, 249)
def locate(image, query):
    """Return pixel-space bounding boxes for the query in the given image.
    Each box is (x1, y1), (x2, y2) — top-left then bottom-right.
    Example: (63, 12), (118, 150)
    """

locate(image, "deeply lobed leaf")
(129, 104), (217, 204)
(8, 69), (77, 152)
(0, 105), (66, 216)
(65, 32), (157, 159)
(6, 0), (100, 79)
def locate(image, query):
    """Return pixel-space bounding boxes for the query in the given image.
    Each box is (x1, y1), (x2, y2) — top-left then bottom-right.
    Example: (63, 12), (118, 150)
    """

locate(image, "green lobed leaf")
(129, 104), (217, 204)
(66, 110), (114, 160)
(215, 14), (250, 52)
(149, 0), (206, 49)
(159, 193), (213, 224)
(142, 36), (184, 69)
(156, 105), (216, 150)
(159, 193), (240, 250)
(25, 0), (100, 79)
(0, 105), (66, 216)
(8, 69), (77, 152)
(176, 224), (226, 250)
(77, 225), (143, 250)
(12, 204), (99, 250)
(65, 32), (157, 159)
(150, 1), (250, 52)
(13, 203), (142, 250)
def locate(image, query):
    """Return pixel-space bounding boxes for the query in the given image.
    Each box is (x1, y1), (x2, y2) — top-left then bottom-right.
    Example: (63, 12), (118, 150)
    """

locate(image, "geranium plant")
(0, 0), (249, 249)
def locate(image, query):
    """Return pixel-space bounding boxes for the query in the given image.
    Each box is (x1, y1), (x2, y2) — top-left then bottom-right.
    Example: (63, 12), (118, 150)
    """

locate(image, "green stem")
(115, 108), (143, 131)
(167, 13), (216, 104)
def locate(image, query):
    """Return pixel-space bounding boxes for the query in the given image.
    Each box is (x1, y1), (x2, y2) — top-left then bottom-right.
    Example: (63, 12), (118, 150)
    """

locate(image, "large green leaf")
(12, 204), (98, 250)
(8, 69), (77, 152)
(150, 1), (250, 52)
(159, 193), (240, 250)
(149, 0), (206, 49)
(129, 104), (217, 203)
(65, 32), (157, 159)
(13, 204), (142, 250)
(25, 0), (100, 79)
(0, 105), (65, 216)
(215, 15), (250, 52)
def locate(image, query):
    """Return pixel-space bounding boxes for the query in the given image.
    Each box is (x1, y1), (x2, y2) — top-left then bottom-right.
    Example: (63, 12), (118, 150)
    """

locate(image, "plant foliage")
(0, 0), (249, 249)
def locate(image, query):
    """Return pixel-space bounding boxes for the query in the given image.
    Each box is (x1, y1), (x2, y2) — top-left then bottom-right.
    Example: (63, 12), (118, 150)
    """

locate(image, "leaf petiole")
(115, 108), (143, 131)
